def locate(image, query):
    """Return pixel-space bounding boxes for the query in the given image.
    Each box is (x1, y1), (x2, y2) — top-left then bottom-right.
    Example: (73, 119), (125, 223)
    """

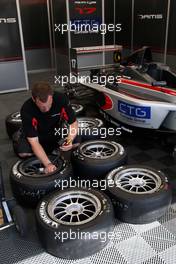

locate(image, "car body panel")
(80, 46), (176, 132)
(82, 80), (176, 131)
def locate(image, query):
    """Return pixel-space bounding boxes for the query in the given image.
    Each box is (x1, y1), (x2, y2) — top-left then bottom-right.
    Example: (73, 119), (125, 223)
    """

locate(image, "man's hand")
(44, 163), (57, 174)
(27, 137), (57, 174)
(59, 120), (78, 152)
(60, 139), (73, 151)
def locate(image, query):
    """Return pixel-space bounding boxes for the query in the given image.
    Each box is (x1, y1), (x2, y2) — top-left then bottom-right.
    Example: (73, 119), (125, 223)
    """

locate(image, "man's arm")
(67, 120), (78, 142)
(27, 137), (57, 173)
(60, 120), (78, 151)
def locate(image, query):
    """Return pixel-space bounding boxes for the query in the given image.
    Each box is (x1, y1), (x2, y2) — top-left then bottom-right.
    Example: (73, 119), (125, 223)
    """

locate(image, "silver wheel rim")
(71, 104), (83, 113)
(113, 168), (162, 194)
(47, 190), (101, 225)
(20, 160), (46, 176)
(11, 112), (21, 122)
(78, 118), (103, 128)
(19, 157), (62, 177)
(80, 141), (123, 159)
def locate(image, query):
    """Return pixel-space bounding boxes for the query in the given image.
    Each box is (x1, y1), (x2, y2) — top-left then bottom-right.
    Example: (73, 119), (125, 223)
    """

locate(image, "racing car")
(83, 46), (176, 135)
(121, 46), (176, 89)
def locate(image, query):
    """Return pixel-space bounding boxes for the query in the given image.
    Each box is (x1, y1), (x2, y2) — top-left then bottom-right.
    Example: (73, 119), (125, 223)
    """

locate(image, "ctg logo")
(0, 18), (16, 24)
(138, 14), (163, 20)
(75, 7), (96, 15)
(118, 101), (151, 119)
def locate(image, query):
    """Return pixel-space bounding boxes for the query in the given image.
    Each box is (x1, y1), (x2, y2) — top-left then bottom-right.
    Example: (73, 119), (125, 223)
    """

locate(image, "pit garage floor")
(1, 89), (176, 264)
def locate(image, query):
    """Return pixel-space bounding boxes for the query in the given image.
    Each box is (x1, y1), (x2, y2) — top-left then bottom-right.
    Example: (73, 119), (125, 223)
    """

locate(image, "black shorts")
(14, 130), (59, 155)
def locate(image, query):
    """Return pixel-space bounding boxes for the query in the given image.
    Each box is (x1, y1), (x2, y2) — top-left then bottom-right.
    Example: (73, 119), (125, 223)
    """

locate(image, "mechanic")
(16, 81), (78, 174)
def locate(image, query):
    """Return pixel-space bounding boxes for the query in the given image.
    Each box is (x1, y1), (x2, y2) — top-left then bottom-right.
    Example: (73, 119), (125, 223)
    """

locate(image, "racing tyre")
(105, 165), (172, 224)
(5, 111), (22, 138)
(12, 128), (23, 157)
(77, 117), (104, 140)
(36, 188), (114, 259)
(10, 155), (73, 207)
(72, 140), (127, 180)
(12, 205), (28, 237)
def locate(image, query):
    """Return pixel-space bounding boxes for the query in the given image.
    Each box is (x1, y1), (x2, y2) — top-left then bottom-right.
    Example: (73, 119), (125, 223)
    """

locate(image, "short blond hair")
(32, 82), (53, 102)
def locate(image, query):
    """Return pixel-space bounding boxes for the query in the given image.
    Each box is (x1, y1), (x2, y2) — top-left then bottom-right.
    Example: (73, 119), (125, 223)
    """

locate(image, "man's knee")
(18, 152), (33, 158)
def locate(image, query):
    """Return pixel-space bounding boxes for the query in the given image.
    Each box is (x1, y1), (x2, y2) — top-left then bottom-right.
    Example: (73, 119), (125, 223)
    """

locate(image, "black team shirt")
(20, 92), (76, 143)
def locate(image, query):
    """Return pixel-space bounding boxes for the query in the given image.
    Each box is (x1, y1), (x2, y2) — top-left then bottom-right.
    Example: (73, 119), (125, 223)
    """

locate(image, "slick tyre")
(12, 128), (23, 157)
(5, 111), (22, 138)
(72, 140), (127, 180)
(77, 117), (104, 141)
(12, 205), (28, 237)
(36, 188), (114, 259)
(10, 155), (73, 207)
(105, 165), (172, 224)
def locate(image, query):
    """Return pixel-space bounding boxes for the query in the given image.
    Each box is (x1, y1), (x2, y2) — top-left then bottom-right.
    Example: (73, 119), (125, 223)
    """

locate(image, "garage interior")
(1, 0), (176, 264)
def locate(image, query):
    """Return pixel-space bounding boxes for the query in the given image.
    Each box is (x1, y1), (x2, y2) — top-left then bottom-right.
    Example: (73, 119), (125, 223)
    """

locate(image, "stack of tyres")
(10, 155), (73, 207)
(105, 165), (172, 224)
(36, 188), (114, 259)
(72, 140), (127, 180)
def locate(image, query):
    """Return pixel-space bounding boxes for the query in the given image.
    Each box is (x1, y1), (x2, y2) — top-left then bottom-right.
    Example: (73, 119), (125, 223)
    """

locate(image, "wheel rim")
(11, 112), (21, 122)
(78, 118), (103, 129)
(71, 104), (83, 113)
(15, 222), (20, 232)
(113, 167), (162, 194)
(47, 190), (101, 225)
(18, 156), (63, 177)
(80, 141), (124, 159)
(13, 215), (19, 231)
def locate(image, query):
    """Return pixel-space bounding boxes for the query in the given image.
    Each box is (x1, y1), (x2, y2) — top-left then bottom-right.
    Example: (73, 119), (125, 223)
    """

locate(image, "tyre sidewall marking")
(12, 161), (23, 179)
(39, 201), (59, 228)
(38, 194), (110, 229)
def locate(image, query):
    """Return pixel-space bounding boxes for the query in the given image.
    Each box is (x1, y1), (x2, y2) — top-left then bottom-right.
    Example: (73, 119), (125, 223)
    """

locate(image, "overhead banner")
(0, 0), (28, 93)
(0, 0), (22, 61)
(167, 0), (176, 54)
(52, 0), (70, 75)
(69, 0), (102, 47)
(115, 0), (132, 49)
(19, 0), (50, 50)
(105, 0), (114, 45)
(133, 0), (168, 52)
